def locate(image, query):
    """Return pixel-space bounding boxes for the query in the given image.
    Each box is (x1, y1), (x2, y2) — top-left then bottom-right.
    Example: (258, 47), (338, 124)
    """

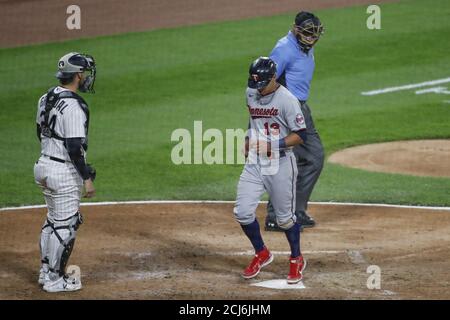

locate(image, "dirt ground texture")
(328, 140), (450, 178)
(0, 0), (396, 48)
(1, 203), (449, 300)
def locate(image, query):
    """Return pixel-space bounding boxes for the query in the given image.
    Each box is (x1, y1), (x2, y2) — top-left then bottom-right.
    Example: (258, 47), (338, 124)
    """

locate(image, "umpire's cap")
(248, 57), (277, 90)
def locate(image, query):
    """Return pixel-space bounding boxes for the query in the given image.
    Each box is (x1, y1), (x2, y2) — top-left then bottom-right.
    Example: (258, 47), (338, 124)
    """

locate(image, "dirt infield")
(3, 0), (447, 301)
(0, 0), (395, 48)
(328, 140), (450, 178)
(1, 202), (449, 299)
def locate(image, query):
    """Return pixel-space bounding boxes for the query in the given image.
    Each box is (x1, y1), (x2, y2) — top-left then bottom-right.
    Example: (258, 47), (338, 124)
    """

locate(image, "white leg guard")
(38, 220), (52, 285)
(40, 219), (52, 267)
(46, 212), (83, 280)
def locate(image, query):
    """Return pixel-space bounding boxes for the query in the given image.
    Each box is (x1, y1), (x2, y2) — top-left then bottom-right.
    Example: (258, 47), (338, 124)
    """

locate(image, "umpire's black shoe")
(264, 219), (304, 232)
(297, 211), (316, 228)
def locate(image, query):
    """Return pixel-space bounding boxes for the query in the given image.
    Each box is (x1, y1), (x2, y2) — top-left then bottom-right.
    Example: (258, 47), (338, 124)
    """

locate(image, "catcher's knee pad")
(47, 212), (83, 277)
(277, 216), (296, 230)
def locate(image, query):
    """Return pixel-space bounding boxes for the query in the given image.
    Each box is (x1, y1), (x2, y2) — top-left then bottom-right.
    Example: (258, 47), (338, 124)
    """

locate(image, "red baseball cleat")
(287, 255), (307, 284)
(242, 247), (273, 279)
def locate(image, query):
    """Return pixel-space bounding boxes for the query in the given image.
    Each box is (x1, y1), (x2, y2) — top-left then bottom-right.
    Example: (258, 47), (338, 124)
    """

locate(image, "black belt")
(50, 156), (66, 163)
(42, 155), (67, 163)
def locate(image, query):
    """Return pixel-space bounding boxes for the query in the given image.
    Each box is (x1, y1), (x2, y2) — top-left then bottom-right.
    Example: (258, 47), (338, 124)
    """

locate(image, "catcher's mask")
(248, 57), (277, 90)
(56, 52), (97, 93)
(294, 11), (324, 53)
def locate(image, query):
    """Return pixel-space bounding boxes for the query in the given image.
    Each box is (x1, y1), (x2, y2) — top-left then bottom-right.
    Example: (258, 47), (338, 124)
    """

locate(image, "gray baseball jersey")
(246, 85), (306, 143)
(234, 85), (306, 228)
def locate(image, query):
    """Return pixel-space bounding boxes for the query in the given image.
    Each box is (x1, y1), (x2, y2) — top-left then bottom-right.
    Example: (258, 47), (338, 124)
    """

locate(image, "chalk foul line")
(361, 77), (450, 96)
(1, 200), (449, 212)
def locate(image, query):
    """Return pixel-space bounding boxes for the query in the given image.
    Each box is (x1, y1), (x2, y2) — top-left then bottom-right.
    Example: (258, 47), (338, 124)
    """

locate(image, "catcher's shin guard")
(40, 220), (52, 267)
(39, 221), (52, 285)
(47, 212), (83, 277)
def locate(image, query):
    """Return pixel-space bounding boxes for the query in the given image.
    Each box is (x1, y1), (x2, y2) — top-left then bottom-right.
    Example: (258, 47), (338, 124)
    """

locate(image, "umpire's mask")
(294, 12), (324, 53)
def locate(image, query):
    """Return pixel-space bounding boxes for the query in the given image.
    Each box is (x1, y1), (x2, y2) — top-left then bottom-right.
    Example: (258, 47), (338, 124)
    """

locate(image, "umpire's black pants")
(267, 102), (324, 221)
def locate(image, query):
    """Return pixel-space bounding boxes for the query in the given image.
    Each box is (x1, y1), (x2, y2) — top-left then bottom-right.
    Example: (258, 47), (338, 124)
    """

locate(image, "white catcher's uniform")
(234, 85), (307, 228)
(34, 86), (87, 221)
(34, 86), (89, 282)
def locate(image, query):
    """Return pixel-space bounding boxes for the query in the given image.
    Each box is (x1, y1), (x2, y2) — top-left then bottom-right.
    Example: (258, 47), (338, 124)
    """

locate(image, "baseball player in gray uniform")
(34, 52), (97, 292)
(234, 57), (308, 283)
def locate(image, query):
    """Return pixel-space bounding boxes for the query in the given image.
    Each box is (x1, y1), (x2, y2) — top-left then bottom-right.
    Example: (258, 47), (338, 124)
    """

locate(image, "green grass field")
(0, 0), (449, 207)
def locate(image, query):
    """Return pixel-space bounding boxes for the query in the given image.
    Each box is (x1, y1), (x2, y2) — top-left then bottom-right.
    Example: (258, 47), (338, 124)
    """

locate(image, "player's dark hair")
(58, 73), (77, 85)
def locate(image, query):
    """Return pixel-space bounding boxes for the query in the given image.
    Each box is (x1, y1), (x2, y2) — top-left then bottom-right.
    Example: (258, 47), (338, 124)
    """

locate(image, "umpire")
(265, 11), (325, 231)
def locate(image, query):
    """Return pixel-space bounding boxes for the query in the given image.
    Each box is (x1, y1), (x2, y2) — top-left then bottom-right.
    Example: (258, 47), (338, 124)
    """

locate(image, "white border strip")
(361, 77), (450, 96)
(0, 200), (449, 212)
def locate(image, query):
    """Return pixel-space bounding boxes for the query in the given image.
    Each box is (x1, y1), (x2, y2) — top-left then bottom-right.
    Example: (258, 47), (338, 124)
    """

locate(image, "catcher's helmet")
(248, 57), (277, 90)
(294, 11), (324, 53)
(56, 52), (97, 93)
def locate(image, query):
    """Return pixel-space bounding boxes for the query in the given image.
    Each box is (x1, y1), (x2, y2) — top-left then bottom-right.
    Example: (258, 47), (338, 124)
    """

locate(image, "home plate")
(250, 279), (306, 290)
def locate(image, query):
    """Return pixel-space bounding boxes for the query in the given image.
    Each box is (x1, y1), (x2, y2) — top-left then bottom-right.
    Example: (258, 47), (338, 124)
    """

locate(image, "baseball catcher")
(34, 52), (97, 292)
